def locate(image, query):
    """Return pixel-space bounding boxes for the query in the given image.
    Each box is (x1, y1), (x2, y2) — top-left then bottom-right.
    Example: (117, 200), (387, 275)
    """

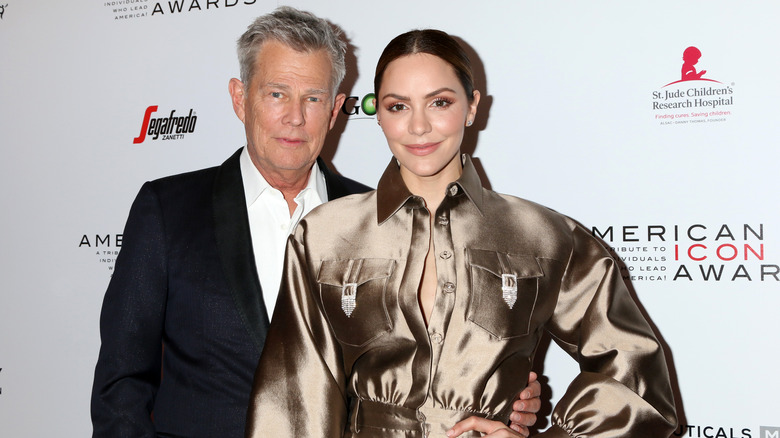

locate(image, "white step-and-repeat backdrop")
(1, 1), (778, 436)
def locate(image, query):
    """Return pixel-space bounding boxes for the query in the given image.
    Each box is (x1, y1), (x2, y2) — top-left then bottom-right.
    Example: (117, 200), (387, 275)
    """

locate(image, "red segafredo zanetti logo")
(664, 46), (722, 87)
(133, 105), (197, 144)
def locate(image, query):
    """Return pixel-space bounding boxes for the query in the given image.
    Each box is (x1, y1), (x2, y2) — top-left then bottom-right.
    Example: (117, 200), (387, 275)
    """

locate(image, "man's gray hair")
(237, 6), (347, 97)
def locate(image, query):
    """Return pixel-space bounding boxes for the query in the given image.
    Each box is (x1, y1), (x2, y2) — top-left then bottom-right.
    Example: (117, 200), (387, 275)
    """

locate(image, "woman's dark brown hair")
(374, 29), (475, 102)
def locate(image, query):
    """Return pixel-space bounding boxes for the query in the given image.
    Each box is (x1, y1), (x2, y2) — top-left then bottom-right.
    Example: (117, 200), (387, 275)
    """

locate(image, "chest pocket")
(317, 258), (395, 347)
(467, 249), (543, 339)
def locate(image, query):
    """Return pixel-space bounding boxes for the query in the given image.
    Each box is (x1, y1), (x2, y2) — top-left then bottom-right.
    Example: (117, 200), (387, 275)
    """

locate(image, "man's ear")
(228, 78), (246, 123)
(329, 93), (347, 129)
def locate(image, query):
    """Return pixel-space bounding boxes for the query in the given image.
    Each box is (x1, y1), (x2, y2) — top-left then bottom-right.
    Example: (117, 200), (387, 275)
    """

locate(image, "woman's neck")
(400, 157), (463, 214)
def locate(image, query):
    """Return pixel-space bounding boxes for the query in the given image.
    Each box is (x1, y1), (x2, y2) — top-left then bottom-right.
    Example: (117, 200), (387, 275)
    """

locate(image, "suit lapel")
(212, 154), (356, 353)
(212, 148), (269, 352)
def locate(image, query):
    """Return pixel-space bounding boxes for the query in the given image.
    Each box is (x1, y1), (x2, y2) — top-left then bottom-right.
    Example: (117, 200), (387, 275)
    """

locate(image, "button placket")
(427, 198), (458, 381)
(438, 209), (456, 296)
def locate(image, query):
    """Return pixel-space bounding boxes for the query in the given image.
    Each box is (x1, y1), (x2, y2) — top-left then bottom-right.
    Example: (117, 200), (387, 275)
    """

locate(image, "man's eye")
(271, 92), (282, 98)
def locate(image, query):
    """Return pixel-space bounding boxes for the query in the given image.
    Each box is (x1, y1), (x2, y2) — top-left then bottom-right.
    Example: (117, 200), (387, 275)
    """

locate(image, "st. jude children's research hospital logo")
(652, 46), (734, 125)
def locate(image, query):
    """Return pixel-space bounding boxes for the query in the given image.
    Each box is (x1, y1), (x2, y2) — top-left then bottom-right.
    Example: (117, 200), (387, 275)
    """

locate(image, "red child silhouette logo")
(664, 46), (721, 87)
(681, 46), (706, 81)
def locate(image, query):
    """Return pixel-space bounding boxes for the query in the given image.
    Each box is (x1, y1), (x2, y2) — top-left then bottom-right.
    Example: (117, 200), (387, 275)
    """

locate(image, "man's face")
(230, 40), (346, 181)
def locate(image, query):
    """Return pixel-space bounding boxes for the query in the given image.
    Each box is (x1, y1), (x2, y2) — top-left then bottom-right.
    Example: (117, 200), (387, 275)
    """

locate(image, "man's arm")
(509, 371), (542, 436)
(91, 183), (168, 437)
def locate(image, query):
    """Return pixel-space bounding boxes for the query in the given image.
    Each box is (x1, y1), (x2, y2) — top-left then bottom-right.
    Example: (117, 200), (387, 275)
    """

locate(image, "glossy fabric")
(90, 148), (370, 438)
(246, 156), (677, 437)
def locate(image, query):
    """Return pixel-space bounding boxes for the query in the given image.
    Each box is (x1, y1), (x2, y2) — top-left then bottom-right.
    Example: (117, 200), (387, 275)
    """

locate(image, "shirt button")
(437, 215), (449, 226)
(430, 332), (443, 344)
(442, 282), (456, 293)
(440, 250), (452, 259)
(448, 185), (459, 197)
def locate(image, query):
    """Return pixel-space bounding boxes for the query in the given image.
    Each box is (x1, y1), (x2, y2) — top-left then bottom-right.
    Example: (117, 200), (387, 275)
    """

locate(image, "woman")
(246, 29), (676, 437)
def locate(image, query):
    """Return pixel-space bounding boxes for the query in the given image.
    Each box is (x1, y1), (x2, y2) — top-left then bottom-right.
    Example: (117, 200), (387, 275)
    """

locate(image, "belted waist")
(348, 398), (508, 437)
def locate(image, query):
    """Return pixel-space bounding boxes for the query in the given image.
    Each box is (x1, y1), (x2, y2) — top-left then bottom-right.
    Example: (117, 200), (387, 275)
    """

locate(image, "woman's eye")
(432, 98), (451, 108)
(387, 103), (406, 112)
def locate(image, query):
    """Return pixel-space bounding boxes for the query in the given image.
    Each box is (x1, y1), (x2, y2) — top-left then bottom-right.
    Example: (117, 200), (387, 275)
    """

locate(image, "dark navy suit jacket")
(91, 148), (370, 437)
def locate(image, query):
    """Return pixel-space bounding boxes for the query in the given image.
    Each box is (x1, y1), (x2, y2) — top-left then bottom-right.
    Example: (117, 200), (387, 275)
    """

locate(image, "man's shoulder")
(148, 164), (220, 189)
(317, 158), (372, 200)
(330, 172), (372, 196)
(144, 149), (241, 194)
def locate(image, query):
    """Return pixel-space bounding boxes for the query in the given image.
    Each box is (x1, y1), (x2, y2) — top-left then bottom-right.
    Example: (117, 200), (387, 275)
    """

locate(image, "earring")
(466, 119), (473, 127)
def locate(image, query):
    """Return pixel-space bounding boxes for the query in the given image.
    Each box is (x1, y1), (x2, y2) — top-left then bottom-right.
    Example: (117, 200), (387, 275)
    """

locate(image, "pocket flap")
(467, 248), (544, 279)
(317, 258), (395, 287)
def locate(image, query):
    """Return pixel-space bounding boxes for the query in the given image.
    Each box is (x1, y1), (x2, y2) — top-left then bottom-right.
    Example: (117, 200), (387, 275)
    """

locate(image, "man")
(91, 7), (540, 438)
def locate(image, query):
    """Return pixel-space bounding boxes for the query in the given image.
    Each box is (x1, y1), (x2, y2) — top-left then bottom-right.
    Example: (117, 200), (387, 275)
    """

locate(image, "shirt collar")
(308, 160), (328, 204)
(376, 154), (484, 224)
(239, 146), (327, 207)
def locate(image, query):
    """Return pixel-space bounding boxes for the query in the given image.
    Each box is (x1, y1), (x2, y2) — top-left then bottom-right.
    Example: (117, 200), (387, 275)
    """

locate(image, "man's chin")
(257, 156), (318, 178)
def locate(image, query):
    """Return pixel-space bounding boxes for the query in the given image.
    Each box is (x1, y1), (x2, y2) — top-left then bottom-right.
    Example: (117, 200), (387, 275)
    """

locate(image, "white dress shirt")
(239, 146), (327, 317)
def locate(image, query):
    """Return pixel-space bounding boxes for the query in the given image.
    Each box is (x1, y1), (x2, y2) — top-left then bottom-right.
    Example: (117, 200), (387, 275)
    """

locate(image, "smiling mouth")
(276, 137), (306, 147)
(404, 142), (441, 156)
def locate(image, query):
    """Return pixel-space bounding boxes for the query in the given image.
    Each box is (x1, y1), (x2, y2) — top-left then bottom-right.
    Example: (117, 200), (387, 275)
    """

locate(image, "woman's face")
(377, 53), (479, 182)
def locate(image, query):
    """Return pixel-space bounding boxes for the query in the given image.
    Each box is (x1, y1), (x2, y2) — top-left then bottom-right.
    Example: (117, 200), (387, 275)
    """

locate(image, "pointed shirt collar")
(239, 146), (327, 207)
(376, 154), (485, 224)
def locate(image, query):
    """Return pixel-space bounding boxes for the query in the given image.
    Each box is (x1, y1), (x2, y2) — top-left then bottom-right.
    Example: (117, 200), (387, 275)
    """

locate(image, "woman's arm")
(245, 235), (349, 438)
(540, 224), (677, 437)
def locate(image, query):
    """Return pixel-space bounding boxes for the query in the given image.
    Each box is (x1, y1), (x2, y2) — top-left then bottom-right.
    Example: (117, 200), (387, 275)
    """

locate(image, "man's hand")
(447, 416), (523, 437)
(508, 371), (541, 436)
(446, 371), (542, 438)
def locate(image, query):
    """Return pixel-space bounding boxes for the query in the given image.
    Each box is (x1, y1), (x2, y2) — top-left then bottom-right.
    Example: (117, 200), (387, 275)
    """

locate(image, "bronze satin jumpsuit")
(246, 156), (677, 437)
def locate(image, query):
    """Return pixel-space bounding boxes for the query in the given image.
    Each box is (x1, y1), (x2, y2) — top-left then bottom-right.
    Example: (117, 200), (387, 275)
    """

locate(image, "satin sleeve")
(245, 231), (348, 438)
(539, 224), (677, 437)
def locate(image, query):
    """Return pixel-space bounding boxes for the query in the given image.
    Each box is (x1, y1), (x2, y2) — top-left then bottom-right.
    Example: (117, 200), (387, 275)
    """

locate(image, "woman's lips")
(404, 141), (440, 156)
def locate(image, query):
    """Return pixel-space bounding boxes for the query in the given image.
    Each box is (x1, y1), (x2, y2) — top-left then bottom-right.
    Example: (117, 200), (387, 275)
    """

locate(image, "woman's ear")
(466, 90), (481, 126)
(374, 98), (381, 127)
